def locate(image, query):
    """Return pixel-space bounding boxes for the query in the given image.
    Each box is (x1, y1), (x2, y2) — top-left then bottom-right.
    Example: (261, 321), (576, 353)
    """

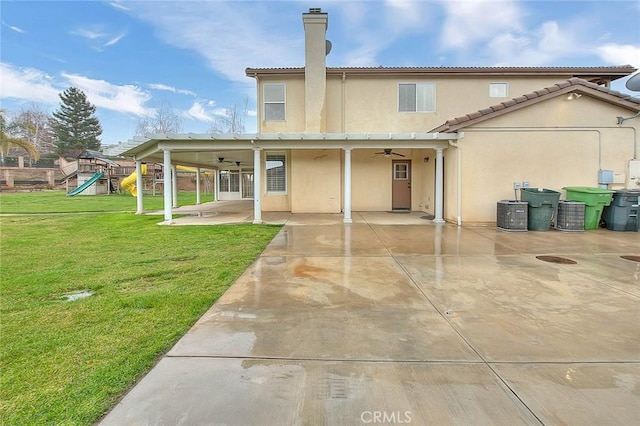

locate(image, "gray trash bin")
(602, 190), (640, 231)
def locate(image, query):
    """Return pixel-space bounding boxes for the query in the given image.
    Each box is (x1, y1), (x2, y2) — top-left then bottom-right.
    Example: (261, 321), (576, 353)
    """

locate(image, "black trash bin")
(602, 190), (640, 231)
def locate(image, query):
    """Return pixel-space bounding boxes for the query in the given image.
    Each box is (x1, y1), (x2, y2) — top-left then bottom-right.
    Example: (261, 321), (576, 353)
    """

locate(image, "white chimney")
(302, 8), (328, 133)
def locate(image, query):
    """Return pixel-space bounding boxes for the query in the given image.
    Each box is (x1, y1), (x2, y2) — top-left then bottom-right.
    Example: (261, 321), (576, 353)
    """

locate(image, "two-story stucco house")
(111, 8), (639, 225)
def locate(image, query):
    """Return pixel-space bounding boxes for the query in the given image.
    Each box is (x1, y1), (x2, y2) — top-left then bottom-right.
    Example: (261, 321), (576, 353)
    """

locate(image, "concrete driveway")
(100, 216), (639, 425)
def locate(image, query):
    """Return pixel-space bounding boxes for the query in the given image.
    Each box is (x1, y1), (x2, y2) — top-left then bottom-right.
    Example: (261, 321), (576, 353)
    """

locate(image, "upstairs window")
(266, 152), (286, 193)
(398, 83), (436, 112)
(264, 83), (285, 121)
(489, 83), (508, 98)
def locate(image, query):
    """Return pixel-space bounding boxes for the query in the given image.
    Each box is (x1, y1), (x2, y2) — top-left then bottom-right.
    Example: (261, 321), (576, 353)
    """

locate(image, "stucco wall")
(290, 149), (341, 213)
(260, 150), (291, 212)
(258, 77), (305, 133)
(449, 95), (639, 224)
(257, 75), (573, 134)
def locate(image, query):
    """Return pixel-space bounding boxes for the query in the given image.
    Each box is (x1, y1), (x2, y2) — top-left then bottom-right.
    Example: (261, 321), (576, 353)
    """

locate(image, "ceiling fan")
(374, 148), (405, 158)
(216, 157), (233, 164)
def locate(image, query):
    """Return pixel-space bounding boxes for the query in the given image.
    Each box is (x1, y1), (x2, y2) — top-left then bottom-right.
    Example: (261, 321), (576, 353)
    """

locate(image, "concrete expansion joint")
(164, 354), (489, 364)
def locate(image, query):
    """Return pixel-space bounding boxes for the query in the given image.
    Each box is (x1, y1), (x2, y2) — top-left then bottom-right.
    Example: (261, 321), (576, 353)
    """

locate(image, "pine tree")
(49, 87), (102, 157)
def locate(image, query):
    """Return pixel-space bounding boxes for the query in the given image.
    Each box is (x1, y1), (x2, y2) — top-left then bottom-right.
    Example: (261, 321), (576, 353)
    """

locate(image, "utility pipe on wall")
(341, 72), (346, 133)
(462, 126), (637, 172)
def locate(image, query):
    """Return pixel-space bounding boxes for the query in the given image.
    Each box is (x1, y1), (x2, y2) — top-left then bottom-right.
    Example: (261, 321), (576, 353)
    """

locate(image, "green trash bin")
(563, 186), (614, 230)
(520, 188), (561, 231)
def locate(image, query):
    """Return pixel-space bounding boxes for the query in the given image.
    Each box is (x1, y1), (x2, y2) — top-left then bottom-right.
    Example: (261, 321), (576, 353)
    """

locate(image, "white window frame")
(265, 152), (287, 194)
(489, 82), (509, 98)
(263, 83), (286, 121)
(394, 163), (409, 180)
(398, 82), (436, 113)
(219, 170), (240, 193)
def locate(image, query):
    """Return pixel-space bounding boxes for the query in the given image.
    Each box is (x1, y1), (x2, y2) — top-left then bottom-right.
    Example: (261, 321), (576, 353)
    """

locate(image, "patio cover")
(105, 132), (463, 224)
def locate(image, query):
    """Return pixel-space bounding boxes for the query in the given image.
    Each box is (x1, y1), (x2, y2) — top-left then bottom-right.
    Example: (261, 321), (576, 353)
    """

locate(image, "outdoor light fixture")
(567, 92), (582, 100)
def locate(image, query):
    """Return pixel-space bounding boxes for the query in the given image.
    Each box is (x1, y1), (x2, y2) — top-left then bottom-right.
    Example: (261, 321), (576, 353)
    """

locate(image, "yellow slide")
(120, 164), (147, 196)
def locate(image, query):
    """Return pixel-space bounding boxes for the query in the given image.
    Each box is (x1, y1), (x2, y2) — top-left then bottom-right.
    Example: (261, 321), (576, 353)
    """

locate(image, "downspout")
(448, 138), (462, 226)
(341, 72), (346, 133)
(254, 74), (260, 132)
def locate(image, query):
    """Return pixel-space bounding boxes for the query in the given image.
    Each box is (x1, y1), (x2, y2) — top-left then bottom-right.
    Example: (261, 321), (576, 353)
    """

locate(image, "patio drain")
(420, 215), (435, 220)
(536, 255), (577, 265)
(621, 255), (640, 263)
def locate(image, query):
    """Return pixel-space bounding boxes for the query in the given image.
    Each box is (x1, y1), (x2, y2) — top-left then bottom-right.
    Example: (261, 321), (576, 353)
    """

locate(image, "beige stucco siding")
(259, 77), (305, 133)
(260, 150), (291, 212)
(350, 149), (434, 212)
(450, 95), (639, 224)
(351, 150), (393, 211)
(290, 149), (341, 213)
(258, 75), (575, 134)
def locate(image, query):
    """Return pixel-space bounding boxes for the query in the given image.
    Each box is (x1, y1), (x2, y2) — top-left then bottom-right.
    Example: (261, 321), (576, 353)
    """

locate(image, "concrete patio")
(101, 211), (639, 425)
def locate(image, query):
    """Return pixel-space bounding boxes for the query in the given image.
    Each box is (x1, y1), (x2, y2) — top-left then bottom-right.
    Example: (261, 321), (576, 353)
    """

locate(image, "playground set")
(64, 150), (211, 197)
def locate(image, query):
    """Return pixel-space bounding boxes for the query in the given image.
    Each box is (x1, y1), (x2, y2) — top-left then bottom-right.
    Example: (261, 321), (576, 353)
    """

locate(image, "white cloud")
(72, 27), (107, 40)
(596, 44), (640, 67)
(485, 20), (582, 66)
(186, 101), (215, 122)
(128, 2), (303, 84)
(440, 0), (524, 50)
(0, 63), (59, 103)
(109, 1), (131, 12)
(61, 72), (153, 116)
(104, 31), (127, 48)
(71, 26), (127, 50)
(2, 20), (25, 34)
(333, 1), (435, 66)
(149, 83), (196, 97)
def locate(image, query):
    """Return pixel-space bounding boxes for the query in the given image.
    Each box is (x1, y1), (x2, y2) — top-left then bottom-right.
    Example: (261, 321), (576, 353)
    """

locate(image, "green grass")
(0, 193), (281, 425)
(0, 190), (210, 214)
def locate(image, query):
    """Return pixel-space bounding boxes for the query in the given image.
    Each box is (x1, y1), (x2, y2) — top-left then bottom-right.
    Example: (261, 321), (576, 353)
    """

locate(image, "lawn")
(0, 190), (207, 214)
(0, 192), (281, 425)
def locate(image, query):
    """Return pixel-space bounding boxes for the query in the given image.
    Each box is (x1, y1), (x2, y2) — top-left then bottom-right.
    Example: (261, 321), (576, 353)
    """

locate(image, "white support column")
(135, 160), (144, 214)
(214, 170), (219, 201)
(434, 147), (445, 224)
(171, 165), (178, 208)
(343, 148), (353, 223)
(195, 168), (201, 205)
(163, 150), (172, 223)
(253, 147), (263, 224)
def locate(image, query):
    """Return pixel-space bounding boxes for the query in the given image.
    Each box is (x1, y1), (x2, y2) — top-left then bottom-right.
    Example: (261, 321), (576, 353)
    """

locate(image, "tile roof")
(430, 78), (640, 132)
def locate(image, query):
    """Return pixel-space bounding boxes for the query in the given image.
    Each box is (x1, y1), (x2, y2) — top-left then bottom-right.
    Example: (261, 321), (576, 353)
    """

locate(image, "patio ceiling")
(105, 132), (461, 170)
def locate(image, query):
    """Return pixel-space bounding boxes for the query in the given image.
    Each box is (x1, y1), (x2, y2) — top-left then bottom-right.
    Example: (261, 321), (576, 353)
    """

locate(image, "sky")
(1, 0), (639, 146)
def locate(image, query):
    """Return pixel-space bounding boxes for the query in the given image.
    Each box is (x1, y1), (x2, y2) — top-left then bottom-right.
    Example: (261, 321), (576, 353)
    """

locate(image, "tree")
(49, 87), (102, 157)
(136, 100), (182, 136)
(0, 110), (39, 165)
(209, 98), (249, 134)
(12, 104), (55, 155)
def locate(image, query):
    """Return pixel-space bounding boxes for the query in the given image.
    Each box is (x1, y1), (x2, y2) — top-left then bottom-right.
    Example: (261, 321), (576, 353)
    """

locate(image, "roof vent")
(309, 8), (322, 13)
